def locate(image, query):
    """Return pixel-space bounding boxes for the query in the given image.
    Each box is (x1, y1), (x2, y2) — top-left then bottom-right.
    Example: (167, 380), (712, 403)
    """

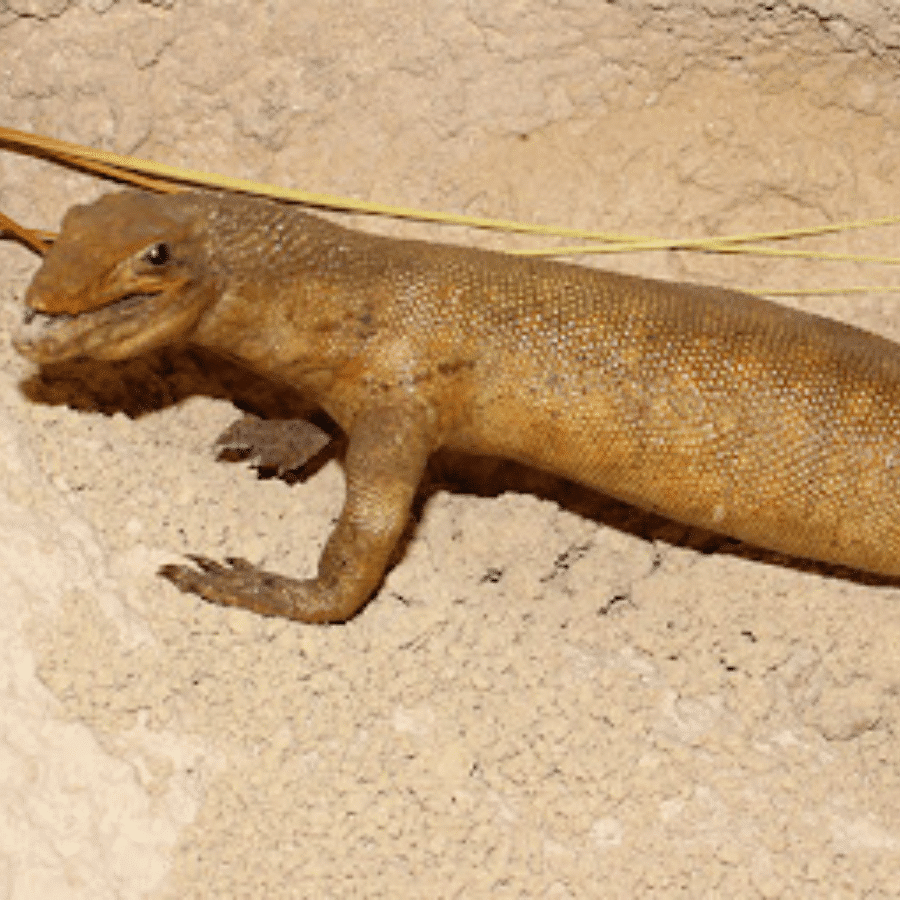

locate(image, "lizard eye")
(143, 242), (171, 266)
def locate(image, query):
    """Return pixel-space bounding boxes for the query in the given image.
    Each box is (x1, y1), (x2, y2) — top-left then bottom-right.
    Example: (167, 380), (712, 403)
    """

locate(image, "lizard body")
(14, 190), (900, 621)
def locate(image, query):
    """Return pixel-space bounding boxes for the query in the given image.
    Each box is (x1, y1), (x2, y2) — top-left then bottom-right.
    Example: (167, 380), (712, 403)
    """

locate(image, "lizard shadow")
(19, 347), (900, 593)
(18, 345), (321, 422)
(415, 451), (900, 591)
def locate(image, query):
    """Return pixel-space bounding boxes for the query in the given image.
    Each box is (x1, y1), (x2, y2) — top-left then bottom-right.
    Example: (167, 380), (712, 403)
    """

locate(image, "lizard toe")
(158, 561), (206, 594)
(184, 553), (231, 574)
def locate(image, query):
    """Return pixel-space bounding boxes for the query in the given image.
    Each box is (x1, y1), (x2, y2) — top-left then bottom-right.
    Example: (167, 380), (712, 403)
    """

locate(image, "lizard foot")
(159, 554), (331, 622)
(215, 415), (331, 474)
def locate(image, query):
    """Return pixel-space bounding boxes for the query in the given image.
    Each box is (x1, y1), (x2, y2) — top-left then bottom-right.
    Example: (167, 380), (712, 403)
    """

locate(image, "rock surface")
(2, 2), (900, 897)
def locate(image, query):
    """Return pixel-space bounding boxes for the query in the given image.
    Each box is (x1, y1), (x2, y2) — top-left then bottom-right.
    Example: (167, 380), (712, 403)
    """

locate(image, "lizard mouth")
(14, 290), (167, 364)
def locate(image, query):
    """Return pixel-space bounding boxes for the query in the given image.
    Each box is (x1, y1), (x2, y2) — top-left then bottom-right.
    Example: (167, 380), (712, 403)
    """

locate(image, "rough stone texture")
(1, 2), (900, 898)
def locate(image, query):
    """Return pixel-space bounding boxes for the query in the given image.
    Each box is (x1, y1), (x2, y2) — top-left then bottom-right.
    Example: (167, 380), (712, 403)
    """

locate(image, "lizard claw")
(182, 553), (231, 575)
(179, 553), (255, 575)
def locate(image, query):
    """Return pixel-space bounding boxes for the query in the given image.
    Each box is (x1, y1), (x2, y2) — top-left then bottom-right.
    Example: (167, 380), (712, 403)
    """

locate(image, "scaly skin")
(14, 189), (900, 621)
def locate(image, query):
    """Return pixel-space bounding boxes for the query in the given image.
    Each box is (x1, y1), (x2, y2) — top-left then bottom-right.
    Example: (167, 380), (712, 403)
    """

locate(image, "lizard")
(12, 188), (900, 622)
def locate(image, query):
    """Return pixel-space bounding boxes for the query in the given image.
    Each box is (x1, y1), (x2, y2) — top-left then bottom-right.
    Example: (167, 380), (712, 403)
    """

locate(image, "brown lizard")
(13, 189), (900, 622)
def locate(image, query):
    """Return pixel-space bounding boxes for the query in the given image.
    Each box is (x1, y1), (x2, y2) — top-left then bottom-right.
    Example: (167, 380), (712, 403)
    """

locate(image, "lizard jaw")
(14, 288), (198, 363)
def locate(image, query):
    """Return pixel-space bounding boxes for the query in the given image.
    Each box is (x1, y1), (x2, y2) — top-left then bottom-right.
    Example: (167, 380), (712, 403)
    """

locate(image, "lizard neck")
(190, 197), (390, 392)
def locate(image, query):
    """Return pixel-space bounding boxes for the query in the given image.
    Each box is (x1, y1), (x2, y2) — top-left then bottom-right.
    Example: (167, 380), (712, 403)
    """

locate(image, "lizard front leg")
(160, 403), (434, 623)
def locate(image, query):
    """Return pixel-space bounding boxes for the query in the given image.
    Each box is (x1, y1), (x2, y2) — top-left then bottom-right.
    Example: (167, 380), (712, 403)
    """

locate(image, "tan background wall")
(1, 2), (900, 897)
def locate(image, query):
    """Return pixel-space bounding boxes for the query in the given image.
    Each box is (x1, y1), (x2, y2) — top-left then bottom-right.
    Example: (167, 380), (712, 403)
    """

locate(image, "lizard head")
(14, 190), (217, 364)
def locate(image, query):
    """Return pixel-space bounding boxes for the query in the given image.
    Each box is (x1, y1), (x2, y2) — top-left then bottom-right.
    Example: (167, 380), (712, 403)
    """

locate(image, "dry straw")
(1, 125), (899, 297)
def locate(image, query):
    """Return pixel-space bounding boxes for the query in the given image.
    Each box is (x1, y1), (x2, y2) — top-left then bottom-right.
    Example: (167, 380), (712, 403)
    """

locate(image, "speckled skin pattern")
(14, 190), (900, 621)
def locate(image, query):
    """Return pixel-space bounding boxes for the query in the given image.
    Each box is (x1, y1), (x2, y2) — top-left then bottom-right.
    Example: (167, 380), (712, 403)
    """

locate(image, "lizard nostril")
(22, 308), (35, 324)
